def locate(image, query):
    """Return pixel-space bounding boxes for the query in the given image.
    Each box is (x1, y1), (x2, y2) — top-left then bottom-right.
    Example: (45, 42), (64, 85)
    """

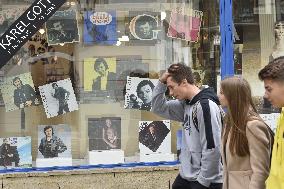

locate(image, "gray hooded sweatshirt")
(151, 81), (223, 187)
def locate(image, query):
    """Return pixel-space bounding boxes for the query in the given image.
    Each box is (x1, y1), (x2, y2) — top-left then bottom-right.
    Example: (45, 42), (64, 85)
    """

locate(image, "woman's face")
(218, 88), (229, 108)
(137, 84), (153, 104)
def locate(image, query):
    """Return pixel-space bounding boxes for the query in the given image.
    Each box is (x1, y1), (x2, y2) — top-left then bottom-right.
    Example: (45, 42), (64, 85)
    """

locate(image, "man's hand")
(20, 103), (24, 108)
(159, 72), (171, 84)
(25, 100), (32, 106)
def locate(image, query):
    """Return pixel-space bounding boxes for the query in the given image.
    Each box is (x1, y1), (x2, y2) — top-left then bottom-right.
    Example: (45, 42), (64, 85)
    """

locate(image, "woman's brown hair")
(221, 76), (259, 156)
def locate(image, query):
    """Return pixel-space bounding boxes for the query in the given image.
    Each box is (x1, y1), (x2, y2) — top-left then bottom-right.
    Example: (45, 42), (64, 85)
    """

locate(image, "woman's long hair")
(221, 76), (259, 156)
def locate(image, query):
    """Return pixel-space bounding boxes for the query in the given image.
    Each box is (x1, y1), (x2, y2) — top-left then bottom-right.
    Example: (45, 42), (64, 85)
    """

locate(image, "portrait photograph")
(46, 9), (80, 45)
(38, 78), (78, 118)
(167, 7), (203, 42)
(84, 11), (117, 45)
(124, 77), (158, 111)
(0, 72), (39, 112)
(37, 124), (71, 159)
(0, 137), (32, 169)
(126, 12), (161, 45)
(88, 117), (121, 151)
(84, 57), (117, 92)
(139, 120), (171, 154)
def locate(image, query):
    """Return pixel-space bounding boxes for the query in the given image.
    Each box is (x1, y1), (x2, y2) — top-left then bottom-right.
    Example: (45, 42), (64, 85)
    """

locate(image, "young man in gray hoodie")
(152, 63), (223, 189)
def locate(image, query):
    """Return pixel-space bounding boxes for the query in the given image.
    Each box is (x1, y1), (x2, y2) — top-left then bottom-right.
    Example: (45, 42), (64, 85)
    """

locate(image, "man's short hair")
(44, 125), (54, 135)
(168, 63), (195, 84)
(12, 77), (22, 86)
(136, 80), (155, 93)
(258, 56), (284, 82)
(52, 83), (58, 88)
(94, 58), (108, 71)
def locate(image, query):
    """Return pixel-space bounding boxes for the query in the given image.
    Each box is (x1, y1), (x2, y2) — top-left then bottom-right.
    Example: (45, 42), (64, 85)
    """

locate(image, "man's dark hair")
(44, 125), (54, 135)
(168, 63), (194, 84)
(52, 83), (58, 88)
(94, 58), (108, 72)
(12, 77), (22, 86)
(136, 80), (155, 93)
(258, 56), (284, 82)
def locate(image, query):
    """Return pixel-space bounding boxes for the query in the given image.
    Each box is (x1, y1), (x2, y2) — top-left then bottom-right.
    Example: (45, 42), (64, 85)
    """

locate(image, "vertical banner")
(0, 0), (66, 68)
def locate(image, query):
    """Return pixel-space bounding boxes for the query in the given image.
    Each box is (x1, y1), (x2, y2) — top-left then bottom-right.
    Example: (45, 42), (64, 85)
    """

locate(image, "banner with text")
(0, 0), (66, 68)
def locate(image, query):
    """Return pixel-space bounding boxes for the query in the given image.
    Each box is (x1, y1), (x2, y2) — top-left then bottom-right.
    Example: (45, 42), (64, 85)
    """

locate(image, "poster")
(38, 124), (71, 158)
(139, 120), (171, 154)
(84, 11), (117, 45)
(88, 117), (121, 151)
(0, 72), (39, 112)
(124, 77), (158, 111)
(46, 9), (80, 45)
(39, 78), (78, 118)
(167, 7), (203, 42)
(0, 137), (32, 169)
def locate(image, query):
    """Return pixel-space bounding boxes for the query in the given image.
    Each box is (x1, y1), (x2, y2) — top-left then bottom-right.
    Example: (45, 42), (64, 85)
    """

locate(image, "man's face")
(263, 79), (284, 108)
(166, 77), (186, 100)
(137, 84), (153, 104)
(106, 119), (111, 127)
(139, 22), (152, 38)
(14, 79), (22, 88)
(53, 85), (58, 89)
(45, 128), (53, 137)
(95, 62), (107, 76)
(149, 126), (155, 134)
(275, 24), (284, 40)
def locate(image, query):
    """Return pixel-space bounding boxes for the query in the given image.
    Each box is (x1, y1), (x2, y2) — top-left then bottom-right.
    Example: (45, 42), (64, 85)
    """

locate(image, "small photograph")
(0, 72), (39, 112)
(0, 137), (32, 169)
(39, 78), (78, 118)
(139, 120), (171, 153)
(124, 77), (158, 111)
(46, 9), (79, 45)
(167, 7), (203, 42)
(84, 57), (117, 92)
(88, 117), (121, 151)
(126, 12), (161, 45)
(84, 11), (117, 45)
(38, 124), (71, 158)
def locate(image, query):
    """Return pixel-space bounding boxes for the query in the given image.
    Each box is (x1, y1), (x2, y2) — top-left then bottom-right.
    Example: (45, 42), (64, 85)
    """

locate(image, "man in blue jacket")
(151, 63), (223, 189)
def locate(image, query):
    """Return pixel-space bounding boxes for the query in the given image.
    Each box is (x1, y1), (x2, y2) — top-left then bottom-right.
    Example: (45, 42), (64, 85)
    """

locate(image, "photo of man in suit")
(0, 138), (20, 168)
(92, 58), (116, 91)
(13, 77), (37, 109)
(51, 83), (70, 115)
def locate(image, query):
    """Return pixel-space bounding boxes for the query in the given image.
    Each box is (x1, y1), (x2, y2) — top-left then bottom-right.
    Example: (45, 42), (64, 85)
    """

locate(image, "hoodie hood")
(188, 87), (220, 105)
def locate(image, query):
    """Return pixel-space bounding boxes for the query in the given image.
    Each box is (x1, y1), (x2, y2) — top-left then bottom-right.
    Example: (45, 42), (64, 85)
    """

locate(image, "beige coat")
(222, 119), (272, 189)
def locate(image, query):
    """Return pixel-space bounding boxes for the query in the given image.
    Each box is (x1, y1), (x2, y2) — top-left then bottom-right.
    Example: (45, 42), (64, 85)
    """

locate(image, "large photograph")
(39, 78), (78, 118)
(0, 137), (32, 169)
(0, 72), (39, 112)
(88, 117), (121, 151)
(46, 9), (80, 45)
(124, 77), (158, 111)
(139, 120), (171, 154)
(37, 124), (71, 159)
(84, 11), (117, 45)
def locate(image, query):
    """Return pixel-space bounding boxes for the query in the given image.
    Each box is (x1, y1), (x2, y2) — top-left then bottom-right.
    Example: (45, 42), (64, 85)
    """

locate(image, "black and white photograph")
(88, 117), (121, 151)
(46, 9), (80, 45)
(37, 124), (71, 159)
(0, 72), (39, 112)
(39, 78), (78, 118)
(0, 137), (32, 169)
(139, 120), (171, 153)
(127, 12), (161, 45)
(124, 77), (158, 111)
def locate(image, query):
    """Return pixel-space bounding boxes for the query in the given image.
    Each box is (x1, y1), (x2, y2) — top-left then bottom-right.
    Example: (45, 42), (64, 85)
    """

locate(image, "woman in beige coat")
(218, 76), (273, 189)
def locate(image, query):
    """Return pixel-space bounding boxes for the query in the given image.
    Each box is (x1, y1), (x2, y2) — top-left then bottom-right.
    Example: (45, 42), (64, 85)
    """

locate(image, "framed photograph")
(139, 120), (171, 154)
(124, 77), (158, 111)
(38, 78), (78, 118)
(46, 9), (80, 45)
(0, 72), (39, 112)
(37, 124), (71, 158)
(84, 11), (117, 45)
(88, 117), (121, 151)
(0, 137), (32, 169)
